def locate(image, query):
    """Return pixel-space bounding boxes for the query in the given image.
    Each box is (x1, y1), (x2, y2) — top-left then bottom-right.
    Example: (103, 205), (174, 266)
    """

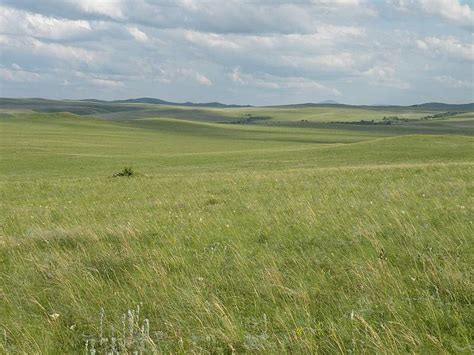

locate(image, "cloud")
(0, 64), (41, 82)
(0, 35), (97, 63)
(182, 25), (367, 77)
(128, 26), (149, 42)
(281, 53), (361, 70)
(194, 72), (213, 86)
(416, 36), (474, 61)
(314, 0), (361, 4)
(178, 69), (213, 86)
(0, 5), (92, 40)
(312, 0), (377, 15)
(90, 78), (125, 88)
(2, 0), (376, 34)
(0, 0), (472, 105)
(152, 66), (214, 86)
(231, 67), (245, 84)
(434, 75), (472, 89)
(69, 71), (126, 88)
(418, 0), (473, 27)
(76, 0), (125, 20)
(230, 67), (341, 95)
(185, 25), (365, 52)
(362, 65), (410, 89)
(391, 0), (473, 28)
(185, 31), (240, 50)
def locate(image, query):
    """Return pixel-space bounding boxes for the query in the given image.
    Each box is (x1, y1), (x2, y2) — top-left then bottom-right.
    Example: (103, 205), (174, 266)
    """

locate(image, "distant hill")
(409, 102), (474, 111)
(77, 99), (106, 103)
(1, 98), (473, 115)
(0, 98), (145, 115)
(82, 97), (251, 108)
(270, 101), (474, 111)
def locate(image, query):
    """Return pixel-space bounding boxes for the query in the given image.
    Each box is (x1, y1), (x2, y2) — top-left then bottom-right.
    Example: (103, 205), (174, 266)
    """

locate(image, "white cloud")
(194, 72), (212, 86)
(415, 39), (428, 50)
(309, 0), (377, 16)
(281, 53), (361, 70)
(434, 75), (472, 89)
(185, 31), (240, 49)
(184, 24), (366, 73)
(185, 25), (365, 52)
(418, 0), (473, 27)
(0, 0), (472, 104)
(363, 65), (410, 89)
(285, 78), (341, 95)
(33, 39), (97, 63)
(391, 0), (473, 27)
(0, 65), (41, 82)
(231, 67), (245, 84)
(76, 0), (125, 19)
(230, 67), (341, 95)
(158, 67), (213, 86)
(172, 0), (375, 34)
(128, 26), (149, 42)
(184, 27), (369, 84)
(417, 36), (474, 61)
(0, 35), (97, 63)
(71, 71), (125, 88)
(315, 0), (361, 4)
(90, 78), (125, 88)
(0, 6), (92, 40)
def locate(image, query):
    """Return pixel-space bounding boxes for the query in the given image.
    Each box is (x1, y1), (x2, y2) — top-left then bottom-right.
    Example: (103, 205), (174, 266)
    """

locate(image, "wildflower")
(49, 313), (60, 321)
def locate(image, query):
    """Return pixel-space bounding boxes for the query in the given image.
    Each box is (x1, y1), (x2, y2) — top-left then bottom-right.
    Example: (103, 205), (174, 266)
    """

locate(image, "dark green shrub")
(113, 167), (134, 177)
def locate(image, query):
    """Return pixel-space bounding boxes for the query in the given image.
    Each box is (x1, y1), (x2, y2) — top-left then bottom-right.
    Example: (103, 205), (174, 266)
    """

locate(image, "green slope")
(1, 112), (472, 179)
(0, 112), (473, 353)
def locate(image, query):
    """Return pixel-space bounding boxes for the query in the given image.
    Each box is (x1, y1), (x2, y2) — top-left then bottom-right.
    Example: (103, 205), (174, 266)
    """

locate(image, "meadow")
(0, 102), (473, 353)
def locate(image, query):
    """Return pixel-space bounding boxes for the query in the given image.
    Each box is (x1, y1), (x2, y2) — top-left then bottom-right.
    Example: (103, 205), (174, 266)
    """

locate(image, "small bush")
(112, 167), (134, 177)
(206, 197), (219, 206)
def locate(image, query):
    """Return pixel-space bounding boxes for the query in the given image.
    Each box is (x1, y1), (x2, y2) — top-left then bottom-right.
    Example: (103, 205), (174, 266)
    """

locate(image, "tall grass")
(1, 163), (472, 353)
(0, 113), (472, 353)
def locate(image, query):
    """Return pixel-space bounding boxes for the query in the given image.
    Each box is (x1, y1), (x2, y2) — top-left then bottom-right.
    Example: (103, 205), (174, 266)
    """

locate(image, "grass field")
(1, 104), (473, 353)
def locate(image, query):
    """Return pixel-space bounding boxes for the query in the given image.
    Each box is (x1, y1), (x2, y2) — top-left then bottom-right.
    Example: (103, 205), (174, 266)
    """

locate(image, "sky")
(0, 0), (473, 106)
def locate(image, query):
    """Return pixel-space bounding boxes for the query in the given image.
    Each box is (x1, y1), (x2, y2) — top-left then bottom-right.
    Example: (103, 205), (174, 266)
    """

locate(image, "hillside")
(1, 111), (473, 353)
(1, 99), (473, 137)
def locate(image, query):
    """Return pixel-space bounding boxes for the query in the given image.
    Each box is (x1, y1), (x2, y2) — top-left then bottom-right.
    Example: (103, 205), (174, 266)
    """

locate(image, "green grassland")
(95, 105), (434, 123)
(3, 98), (473, 126)
(1, 103), (473, 353)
